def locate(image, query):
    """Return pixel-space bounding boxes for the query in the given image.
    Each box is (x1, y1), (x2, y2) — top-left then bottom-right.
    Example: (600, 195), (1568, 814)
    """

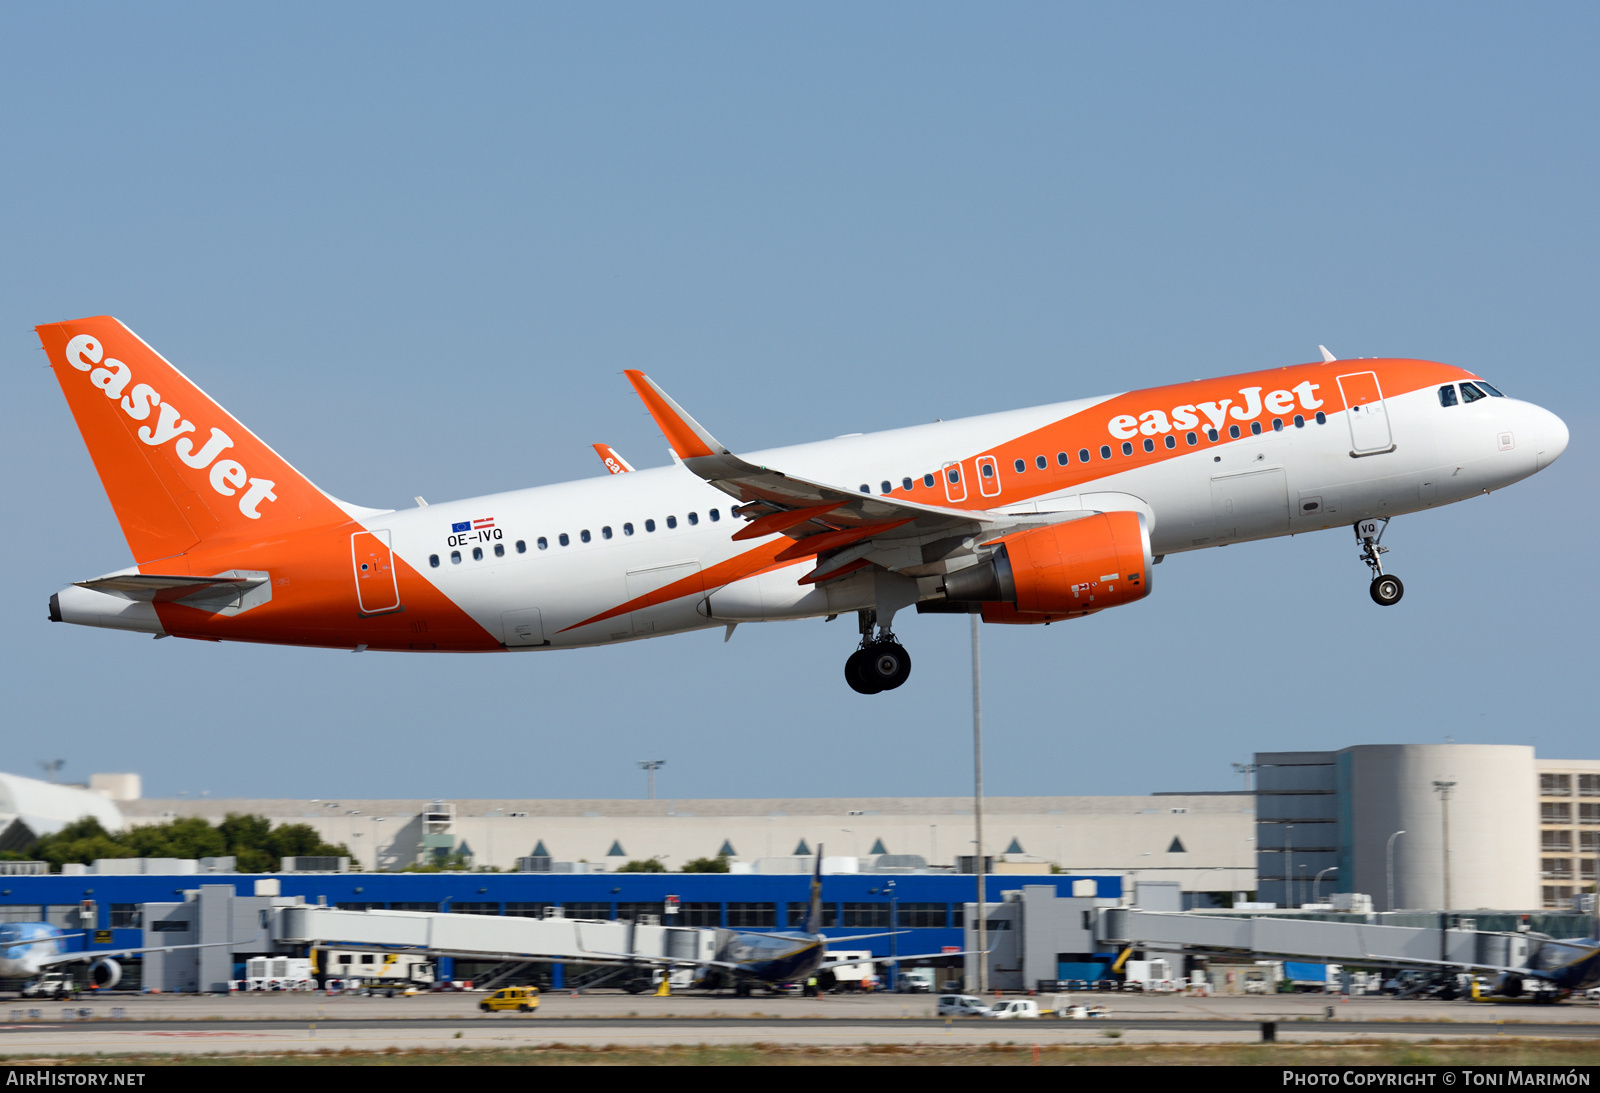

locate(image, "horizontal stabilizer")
(75, 573), (262, 602)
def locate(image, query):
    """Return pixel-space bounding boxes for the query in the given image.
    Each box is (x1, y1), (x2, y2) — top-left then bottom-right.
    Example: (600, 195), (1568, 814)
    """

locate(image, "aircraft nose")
(1534, 405), (1569, 470)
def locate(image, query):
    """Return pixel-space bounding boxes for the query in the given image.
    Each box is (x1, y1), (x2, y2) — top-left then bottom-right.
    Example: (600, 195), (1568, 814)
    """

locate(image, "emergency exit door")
(351, 529), (402, 615)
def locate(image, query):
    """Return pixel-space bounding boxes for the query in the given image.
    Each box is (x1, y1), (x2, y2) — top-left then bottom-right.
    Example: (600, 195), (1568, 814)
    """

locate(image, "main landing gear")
(845, 608), (912, 694)
(1357, 518), (1404, 606)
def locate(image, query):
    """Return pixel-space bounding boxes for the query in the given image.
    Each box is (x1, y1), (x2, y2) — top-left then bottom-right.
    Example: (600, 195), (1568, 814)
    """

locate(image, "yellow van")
(479, 985), (540, 1013)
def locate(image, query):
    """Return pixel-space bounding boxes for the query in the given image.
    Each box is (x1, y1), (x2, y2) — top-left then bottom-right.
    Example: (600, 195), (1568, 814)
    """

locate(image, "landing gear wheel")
(845, 649), (884, 694)
(866, 642), (912, 690)
(1369, 574), (1404, 606)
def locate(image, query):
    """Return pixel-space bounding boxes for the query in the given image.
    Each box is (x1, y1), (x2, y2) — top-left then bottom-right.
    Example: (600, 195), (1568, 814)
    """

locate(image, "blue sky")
(2, 3), (1594, 801)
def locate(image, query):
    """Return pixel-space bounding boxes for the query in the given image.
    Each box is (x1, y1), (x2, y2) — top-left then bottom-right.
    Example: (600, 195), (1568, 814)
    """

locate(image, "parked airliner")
(41, 317), (1567, 692)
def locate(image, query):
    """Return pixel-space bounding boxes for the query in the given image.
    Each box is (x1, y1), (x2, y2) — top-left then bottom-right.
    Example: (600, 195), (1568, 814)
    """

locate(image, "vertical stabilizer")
(37, 316), (349, 564)
(804, 844), (824, 935)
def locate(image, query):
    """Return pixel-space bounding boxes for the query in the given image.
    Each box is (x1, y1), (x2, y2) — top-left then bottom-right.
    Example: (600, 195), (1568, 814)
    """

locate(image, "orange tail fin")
(37, 316), (350, 565)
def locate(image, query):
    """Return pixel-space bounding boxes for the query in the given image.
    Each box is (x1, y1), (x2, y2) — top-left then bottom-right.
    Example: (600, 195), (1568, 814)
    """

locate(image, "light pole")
(1313, 866), (1337, 904)
(885, 879), (898, 990)
(971, 614), (986, 997)
(1386, 830), (1406, 912)
(637, 760), (666, 801)
(1231, 762), (1257, 792)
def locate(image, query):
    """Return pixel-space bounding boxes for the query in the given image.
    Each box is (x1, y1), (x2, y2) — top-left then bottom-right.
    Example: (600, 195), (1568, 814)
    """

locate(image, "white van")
(988, 999), (1040, 1019)
(937, 994), (992, 1018)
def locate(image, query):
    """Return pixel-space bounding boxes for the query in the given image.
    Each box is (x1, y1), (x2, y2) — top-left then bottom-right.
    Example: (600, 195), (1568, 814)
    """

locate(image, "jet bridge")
(273, 905), (717, 969)
(1095, 908), (1531, 970)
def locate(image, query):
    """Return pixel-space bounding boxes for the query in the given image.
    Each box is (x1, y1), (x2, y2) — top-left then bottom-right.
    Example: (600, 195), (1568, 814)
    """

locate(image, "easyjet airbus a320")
(41, 317), (1568, 692)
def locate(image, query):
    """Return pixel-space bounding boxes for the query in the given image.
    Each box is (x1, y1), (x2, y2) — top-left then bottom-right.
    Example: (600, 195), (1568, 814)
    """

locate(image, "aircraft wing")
(623, 371), (1077, 583)
(36, 939), (239, 967)
(819, 949), (978, 970)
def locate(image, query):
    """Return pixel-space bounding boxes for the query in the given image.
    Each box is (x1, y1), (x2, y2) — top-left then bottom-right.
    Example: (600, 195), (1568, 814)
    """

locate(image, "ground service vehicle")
(41, 318), (1568, 693)
(938, 994), (993, 1017)
(479, 985), (540, 1013)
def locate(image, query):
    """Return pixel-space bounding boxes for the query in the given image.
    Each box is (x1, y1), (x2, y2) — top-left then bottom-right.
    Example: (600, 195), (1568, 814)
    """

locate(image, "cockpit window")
(1460, 381), (1488, 403)
(1477, 381), (1505, 397)
(1438, 385), (1458, 408)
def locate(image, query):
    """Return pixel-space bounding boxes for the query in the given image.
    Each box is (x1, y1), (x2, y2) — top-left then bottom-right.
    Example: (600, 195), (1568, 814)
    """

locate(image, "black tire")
(845, 649), (884, 694)
(1370, 574), (1404, 606)
(518, 1003), (531, 1012)
(479, 1002), (491, 1012)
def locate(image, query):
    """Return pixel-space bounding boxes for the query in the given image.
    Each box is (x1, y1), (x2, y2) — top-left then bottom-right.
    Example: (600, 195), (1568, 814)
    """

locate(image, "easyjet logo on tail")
(63, 334), (278, 518)
(1106, 381), (1326, 440)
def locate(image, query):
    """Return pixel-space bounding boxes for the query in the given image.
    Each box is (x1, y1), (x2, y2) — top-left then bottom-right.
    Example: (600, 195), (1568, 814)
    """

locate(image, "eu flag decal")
(451, 521), (471, 533)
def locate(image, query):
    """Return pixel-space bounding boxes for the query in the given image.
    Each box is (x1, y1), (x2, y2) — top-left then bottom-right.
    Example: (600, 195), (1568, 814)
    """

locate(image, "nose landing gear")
(844, 608), (913, 694)
(1357, 518), (1404, 606)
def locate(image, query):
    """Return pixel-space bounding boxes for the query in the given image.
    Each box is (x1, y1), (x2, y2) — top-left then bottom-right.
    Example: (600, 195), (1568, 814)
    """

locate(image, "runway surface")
(0, 991), (1593, 1057)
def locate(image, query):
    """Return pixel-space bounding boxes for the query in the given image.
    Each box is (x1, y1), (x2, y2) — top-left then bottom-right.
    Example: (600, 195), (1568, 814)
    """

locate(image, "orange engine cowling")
(936, 511), (1153, 625)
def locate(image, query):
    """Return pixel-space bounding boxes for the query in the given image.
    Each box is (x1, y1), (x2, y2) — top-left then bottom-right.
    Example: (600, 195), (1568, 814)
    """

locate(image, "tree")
(24, 813), (350, 872)
(680, 853), (730, 874)
(617, 858), (667, 873)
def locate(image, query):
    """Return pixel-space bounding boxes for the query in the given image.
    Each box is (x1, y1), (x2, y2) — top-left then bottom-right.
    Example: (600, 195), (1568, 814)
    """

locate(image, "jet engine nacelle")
(88, 957), (122, 989)
(938, 511), (1153, 625)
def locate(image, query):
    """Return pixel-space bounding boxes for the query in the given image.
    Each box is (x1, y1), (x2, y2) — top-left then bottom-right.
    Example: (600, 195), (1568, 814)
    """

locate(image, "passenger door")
(351, 530), (401, 615)
(1337, 371), (1394, 454)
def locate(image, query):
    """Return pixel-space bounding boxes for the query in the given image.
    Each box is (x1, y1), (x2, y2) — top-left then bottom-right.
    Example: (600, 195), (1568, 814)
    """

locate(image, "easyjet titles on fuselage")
(1106, 380), (1325, 440)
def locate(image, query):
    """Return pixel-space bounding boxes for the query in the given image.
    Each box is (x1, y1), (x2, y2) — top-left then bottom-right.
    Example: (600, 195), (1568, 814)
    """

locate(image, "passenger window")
(645, 519), (656, 532)
(602, 526), (613, 539)
(709, 509), (720, 521)
(1013, 459), (1025, 473)
(429, 554), (440, 568)
(559, 533), (570, 547)
(473, 546), (483, 560)
(450, 550), (461, 564)
(624, 523), (634, 536)
(1142, 438), (1154, 452)
(1164, 434), (1176, 449)
(1478, 381), (1504, 397)
(1207, 428), (1219, 441)
(981, 464), (994, 478)
(1079, 449), (1090, 462)
(1315, 411), (1327, 424)
(859, 484), (870, 493)
(1229, 425), (1241, 439)
(947, 468), (960, 484)
(536, 537), (547, 550)
(1250, 421), (1262, 435)
(1438, 385), (1458, 407)
(666, 515), (678, 529)
(1460, 382), (1487, 403)
(902, 478), (913, 491)
(1057, 452), (1069, 466)
(1271, 418), (1283, 432)
(1293, 415), (1305, 428)
(1121, 442), (1133, 456)
(688, 512), (699, 525)
(494, 543), (505, 557)
(1036, 455), (1047, 470)
(580, 530), (591, 543)
(924, 473), (936, 488)
(1100, 445), (1111, 460)
(516, 540), (526, 553)
(1185, 432), (1197, 446)
(881, 481), (892, 494)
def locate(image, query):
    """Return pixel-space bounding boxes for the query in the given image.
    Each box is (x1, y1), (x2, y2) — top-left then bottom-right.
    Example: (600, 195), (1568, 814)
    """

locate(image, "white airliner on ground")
(41, 317), (1567, 691)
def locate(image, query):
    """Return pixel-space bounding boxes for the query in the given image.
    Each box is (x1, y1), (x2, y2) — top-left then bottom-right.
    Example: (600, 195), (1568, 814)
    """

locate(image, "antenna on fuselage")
(1319, 345), (1337, 363)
